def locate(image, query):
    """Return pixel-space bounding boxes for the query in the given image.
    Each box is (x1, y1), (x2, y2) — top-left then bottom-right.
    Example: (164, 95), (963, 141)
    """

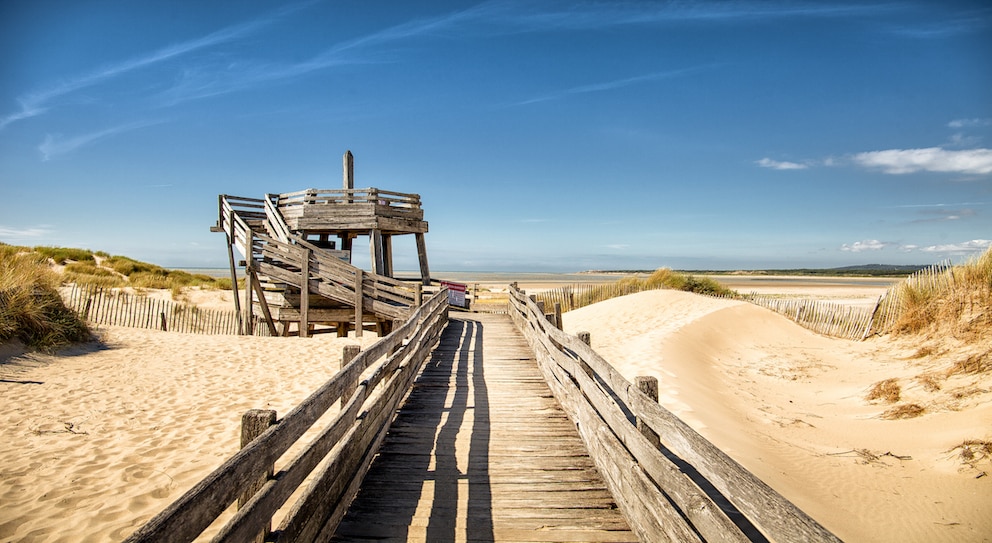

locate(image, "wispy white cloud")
(853, 147), (992, 175)
(38, 120), (163, 161)
(0, 225), (54, 240)
(919, 239), (991, 254)
(756, 157), (808, 170)
(0, 1), (313, 130)
(840, 239), (891, 252)
(157, 3), (491, 106)
(483, 1), (895, 31)
(515, 67), (710, 106)
(948, 118), (992, 129)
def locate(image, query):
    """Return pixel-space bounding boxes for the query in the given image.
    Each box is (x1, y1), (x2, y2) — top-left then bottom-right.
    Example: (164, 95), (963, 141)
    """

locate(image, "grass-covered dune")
(0, 243), (237, 352)
(0, 244), (92, 351)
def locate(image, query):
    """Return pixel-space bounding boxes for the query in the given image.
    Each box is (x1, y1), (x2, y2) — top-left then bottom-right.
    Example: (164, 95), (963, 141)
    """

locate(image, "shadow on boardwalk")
(332, 318), (495, 540)
(331, 314), (635, 542)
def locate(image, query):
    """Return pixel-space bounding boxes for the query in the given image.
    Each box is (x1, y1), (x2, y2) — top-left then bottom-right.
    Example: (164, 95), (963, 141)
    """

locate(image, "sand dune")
(563, 289), (992, 543)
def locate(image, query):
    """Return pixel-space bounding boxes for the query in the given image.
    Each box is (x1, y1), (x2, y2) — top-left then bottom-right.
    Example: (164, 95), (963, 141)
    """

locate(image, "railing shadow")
(331, 317), (493, 541)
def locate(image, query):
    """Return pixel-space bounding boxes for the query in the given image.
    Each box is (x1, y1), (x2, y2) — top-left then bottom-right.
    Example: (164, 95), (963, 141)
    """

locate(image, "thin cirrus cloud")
(0, 1), (314, 130)
(513, 68), (710, 107)
(157, 3), (496, 106)
(0, 225), (53, 240)
(38, 121), (164, 161)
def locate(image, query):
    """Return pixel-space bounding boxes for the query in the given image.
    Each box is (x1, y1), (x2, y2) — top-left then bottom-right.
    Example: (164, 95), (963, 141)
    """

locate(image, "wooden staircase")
(214, 193), (419, 335)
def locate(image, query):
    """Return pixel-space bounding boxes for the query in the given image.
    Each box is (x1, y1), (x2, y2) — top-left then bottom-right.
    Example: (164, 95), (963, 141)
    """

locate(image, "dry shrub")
(948, 350), (992, 376)
(866, 378), (901, 403)
(881, 403), (925, 419)
(949, 440), (992, 467)
(916, 373), (942, 392)
(911, 345), (936, 358)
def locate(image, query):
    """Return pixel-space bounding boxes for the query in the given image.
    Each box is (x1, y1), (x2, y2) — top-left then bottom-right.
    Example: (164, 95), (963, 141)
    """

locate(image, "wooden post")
(244, 228), (255, 335)
(370, 230), (385, 276)
(226, 210), (243, 334)
(382, 235), (393, 277)
(636, 376), (662, 449)
(415, 233), (431, 286)
(553, 302), (563, 330)
(159, 312), (167, 332)
(300, 247), (311, 338)
(578, 331), (591, 346)
(239, 409), (277, 543)
(354, 269), (364, 338)
(343, 150), (354, 202)
(341, 345), (360, 408)
(415, 283), (423, 308)
(248, 266), (279, 337)
(340, 234), (353, 264)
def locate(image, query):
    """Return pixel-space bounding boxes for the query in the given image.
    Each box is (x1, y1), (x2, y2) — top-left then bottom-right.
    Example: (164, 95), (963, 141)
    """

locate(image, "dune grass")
(891, 248), (992, 338)
(536, 268), (737, 313)
(0, 245), (92, 351)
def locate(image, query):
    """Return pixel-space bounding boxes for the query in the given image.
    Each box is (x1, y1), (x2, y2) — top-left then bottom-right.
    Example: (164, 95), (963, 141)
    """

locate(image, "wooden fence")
(508, 285), (840, 543)
(61, 284), (271, 336)
(124, 289), (449, 543)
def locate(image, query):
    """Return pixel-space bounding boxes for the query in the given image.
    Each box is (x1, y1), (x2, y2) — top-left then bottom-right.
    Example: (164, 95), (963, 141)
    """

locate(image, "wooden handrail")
(507, 286), (841, 543)
(276, 187), (422, 211)
(124, 290), (448, 543)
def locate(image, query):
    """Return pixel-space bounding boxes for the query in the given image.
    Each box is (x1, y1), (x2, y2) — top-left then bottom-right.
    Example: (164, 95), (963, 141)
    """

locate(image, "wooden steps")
(330, 313), (637, 542)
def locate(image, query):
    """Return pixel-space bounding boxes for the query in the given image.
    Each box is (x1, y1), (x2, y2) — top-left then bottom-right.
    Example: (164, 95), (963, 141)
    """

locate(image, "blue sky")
(1, 1), (990, 272)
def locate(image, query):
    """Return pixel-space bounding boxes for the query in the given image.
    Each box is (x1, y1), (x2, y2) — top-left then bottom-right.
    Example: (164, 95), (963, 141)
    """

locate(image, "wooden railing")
(218, 195), (265, 261)
(507, 285), (841, 543)
(124, 289), (448, 543)
(276, 188), (422, 213)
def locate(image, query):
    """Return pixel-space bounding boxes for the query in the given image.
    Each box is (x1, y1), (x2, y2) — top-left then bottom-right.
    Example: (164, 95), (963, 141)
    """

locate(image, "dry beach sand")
(1, 282), (989, 542)
(0, 323), (380, 542)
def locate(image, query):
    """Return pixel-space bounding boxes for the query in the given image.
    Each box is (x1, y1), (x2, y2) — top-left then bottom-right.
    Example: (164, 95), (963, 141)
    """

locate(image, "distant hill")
(583, 265), (930, 278)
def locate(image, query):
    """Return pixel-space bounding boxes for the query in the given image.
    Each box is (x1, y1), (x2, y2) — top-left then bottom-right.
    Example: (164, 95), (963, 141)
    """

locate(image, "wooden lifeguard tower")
(212, 151), (431, 337)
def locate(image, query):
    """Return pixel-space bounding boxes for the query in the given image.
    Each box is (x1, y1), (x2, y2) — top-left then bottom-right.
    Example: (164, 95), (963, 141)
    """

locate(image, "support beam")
(247, 265), (278, 337)
(300, 247), (311, 338)
(415, 233), (431, 286)
(382, 235), (393, 277)
(225, 210), (243, 335)
(370, 230), (385, 276)
(354, 269), (364, 338)
(245, 228), (255, 335)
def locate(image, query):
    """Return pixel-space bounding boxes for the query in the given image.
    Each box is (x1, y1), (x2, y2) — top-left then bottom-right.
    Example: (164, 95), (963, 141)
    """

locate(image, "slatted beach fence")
(61, 283), (272, 336)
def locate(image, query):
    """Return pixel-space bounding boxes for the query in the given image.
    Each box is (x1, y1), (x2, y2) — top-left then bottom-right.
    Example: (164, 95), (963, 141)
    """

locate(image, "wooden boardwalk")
(331, 313), (637, 542)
